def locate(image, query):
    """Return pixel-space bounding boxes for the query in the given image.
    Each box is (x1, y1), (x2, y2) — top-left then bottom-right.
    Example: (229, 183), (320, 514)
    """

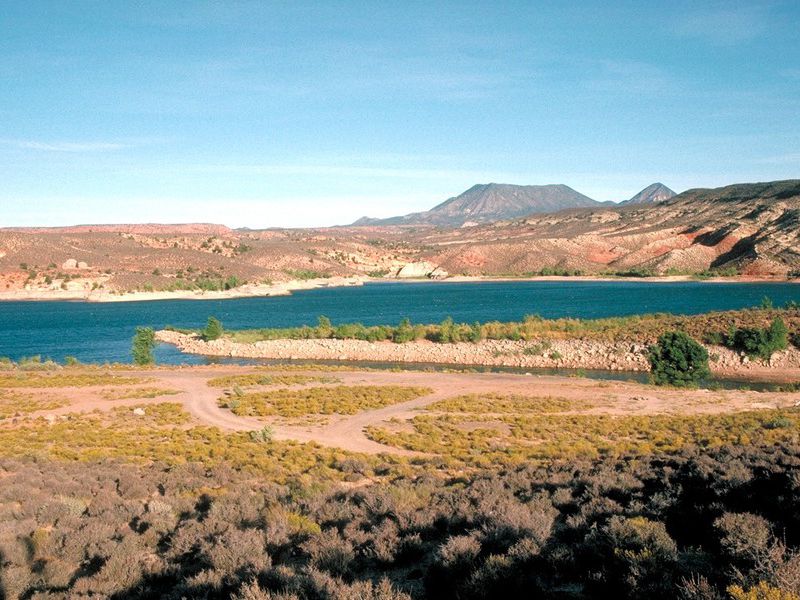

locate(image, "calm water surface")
(0, 280), (797, 364)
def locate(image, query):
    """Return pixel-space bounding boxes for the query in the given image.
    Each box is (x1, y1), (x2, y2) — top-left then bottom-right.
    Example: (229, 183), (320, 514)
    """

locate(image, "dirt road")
(18, 365), (800, 455)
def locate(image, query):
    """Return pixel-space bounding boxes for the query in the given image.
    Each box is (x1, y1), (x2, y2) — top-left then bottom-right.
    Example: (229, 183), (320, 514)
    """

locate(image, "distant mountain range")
(352, 182), (675, 227)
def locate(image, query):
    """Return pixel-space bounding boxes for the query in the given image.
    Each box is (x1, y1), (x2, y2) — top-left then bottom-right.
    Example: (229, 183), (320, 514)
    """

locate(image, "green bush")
(393, 318), (416, 343)
(131, 327), (156, 365)
(727, 317), (788, 361)
(202, 317), (224, 341)
(648, 331), (709, 387)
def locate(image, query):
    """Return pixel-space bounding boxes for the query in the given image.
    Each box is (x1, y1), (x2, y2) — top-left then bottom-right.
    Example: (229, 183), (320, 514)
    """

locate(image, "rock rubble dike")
(155, 330), (800, 376)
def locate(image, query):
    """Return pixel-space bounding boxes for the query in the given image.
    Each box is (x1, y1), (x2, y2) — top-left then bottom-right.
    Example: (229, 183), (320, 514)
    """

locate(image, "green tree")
(648, 331), (710, 387)
(768, 316), (789, 351)
(132, 327), (156, 365)
(202, 317), (224, 341)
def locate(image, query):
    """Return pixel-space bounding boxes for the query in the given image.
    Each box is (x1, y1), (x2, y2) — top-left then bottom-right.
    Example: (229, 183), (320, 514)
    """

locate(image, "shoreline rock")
(155, 330), (800, 376)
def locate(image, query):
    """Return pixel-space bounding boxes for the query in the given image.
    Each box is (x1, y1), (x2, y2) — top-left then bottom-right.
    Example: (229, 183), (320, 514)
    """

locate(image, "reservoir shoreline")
(3, 280), (797, 365)
(156, 330), (800, 383)
(0, 274), (796, 303)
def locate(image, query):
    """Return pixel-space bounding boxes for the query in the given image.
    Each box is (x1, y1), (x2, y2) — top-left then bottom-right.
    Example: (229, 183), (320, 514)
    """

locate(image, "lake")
(0, 280), (797, 364)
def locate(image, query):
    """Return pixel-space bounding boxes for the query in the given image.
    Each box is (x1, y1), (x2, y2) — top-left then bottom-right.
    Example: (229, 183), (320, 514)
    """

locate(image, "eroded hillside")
(414, 180), (800, 277)
(0, 180), (798, 297)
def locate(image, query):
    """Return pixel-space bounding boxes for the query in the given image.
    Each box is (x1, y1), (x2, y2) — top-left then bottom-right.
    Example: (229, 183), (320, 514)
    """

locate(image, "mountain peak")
(622, 183), (676, 205)
(354, 183), (600, 227)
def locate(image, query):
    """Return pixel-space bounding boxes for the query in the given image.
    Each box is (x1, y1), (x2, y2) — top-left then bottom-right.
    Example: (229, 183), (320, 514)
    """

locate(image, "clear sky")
(1, 1), (798, 227)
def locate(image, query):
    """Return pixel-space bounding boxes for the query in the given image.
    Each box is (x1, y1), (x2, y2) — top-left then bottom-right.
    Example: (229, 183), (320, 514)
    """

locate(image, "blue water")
(0, 280), (797, 364)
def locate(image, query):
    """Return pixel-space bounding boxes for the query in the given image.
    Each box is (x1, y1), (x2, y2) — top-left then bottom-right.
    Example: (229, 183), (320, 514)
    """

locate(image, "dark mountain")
(353, 183), (600, 227)
(621, 183), (676, 205)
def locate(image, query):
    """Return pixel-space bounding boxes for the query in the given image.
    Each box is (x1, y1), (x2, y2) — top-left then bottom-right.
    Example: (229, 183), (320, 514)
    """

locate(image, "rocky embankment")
(155, 330), (800, 376)
(0, 276), (366, 303)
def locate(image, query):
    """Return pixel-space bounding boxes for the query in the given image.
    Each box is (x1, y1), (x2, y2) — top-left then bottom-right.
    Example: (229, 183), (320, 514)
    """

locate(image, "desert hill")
(416, 179), (800, 278)
(0, 180), (797, 298)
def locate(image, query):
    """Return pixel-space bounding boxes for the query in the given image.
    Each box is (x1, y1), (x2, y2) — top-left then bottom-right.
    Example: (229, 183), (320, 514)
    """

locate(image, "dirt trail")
(150, 369), (567, 454)
(17, 366), (800, 456)
(152, 370), (475, 454)
(152, 371), (267, 432)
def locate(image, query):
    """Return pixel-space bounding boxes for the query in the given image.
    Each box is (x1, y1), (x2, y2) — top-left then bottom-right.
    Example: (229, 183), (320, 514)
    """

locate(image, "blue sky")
(1, 1), (798, 227)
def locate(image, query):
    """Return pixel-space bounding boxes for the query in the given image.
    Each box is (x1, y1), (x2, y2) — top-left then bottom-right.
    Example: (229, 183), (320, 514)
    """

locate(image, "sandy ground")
(5, 365), (799, 455)
(0, 276), (366, 303)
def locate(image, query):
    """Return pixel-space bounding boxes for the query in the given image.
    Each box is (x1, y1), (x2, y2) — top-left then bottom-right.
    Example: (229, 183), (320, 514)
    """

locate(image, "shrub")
(728, 582), (800, 600)
(224, 275), (242, 290)
(4, 444), (800, 598)
(249, 426), (274, 443)
(728, 318), (789, 361)
(316, 315), (333, 338)
(207, 373), (337, 388)
(131, 327), (156, 365)
(764, 416), (793, 430)
(284, 268), (328, 280)
(219, 308), (800, 349)
(648, 331), (710, 386)
(202, 316), (224, 341)
(715, 512), (772, 565)
(393, 318), (416, 343)
(587, 516), (678, 599)
(226, 385), (431, 417)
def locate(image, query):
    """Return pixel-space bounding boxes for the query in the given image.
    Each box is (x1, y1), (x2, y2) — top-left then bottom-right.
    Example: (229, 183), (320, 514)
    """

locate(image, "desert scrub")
(0, 407), (394, 484)
(221, 385), (432, 417)
(426, 393), (593, 414)
(106, 402), (191, 426)
(3, 445), (800, 599)
(0, 391), (68, 419)
(99, 387), (181, 400)
(283, 268), (330, 280)
(206, 373), (339, 388)
(366, 409), (800, 468)
(0, 373), (149, 388)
